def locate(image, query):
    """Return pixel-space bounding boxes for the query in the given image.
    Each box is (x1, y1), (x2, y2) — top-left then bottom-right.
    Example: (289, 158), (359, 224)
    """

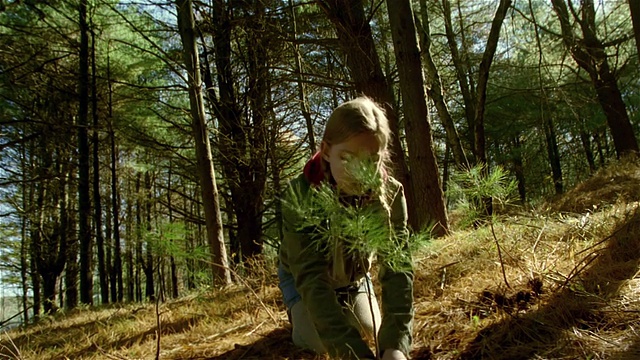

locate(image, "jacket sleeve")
(281, 180), (375, 359)
(377, 183), (414, 356)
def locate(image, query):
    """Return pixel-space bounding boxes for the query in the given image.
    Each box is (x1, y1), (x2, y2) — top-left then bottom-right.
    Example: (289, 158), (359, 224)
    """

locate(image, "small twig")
(532, 223), (546, 254)
(204, 322), (252, 341)
(155, 293), (161, 360)
(490, 221), (511, 289)
(561, 251), (601, 289)
(245, 320), (266, 336)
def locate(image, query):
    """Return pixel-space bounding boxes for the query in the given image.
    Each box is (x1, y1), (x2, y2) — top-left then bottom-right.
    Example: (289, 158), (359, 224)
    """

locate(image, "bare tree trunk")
(65, 162), (78, 310)
(387, 0), (448, 236)
(416, 0), (468, 169)
(78, 0), (93, 305)
(177, 0), (232, 284)
(144, 171), (155, 301)
(580, 130), (597, 173)
(629, 0), (640, 58)
(511, 136), (526, 203)
(551, 0), (639, 157)
(135, 173), (143, 302)
(20, 132), (30, 324)
(241, 0), (268, 261)
(106, 48), (123, 303)
(442, 0), (476, 153)
(91, 26), (108, 305)
(289, 0), (316, 154)
(543, 113), (563, 194)
(167, 162), (179, 299)
(530, 0), (562, 195)
(473, 0), (511, 168)
(125, 189), (134, 302)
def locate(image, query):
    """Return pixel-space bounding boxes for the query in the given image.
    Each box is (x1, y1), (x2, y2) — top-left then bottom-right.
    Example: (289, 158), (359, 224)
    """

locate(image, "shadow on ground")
(458, 208), (640, 359)
(205, 327), (321, 360)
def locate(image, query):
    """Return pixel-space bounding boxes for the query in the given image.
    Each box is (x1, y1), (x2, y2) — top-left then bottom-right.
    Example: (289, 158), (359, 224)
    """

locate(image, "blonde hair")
(322, 96), (394, 214)
(322, 96), (391, 153)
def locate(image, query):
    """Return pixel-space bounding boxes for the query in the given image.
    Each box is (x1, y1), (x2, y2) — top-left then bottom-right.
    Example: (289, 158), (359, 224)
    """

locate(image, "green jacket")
(279, 173), (414, 359)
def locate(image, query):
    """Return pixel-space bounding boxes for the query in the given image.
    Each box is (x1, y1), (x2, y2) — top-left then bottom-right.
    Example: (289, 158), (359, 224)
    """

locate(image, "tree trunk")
(110, 129), (124, 303)
(202, 0), (267, 265)
(580, 130), (597, 173)
(530, 0), (562, 196)
(105, 184), (115, 303)
(78, 0), (93, 305)
(167, 162), (179, 299)
(543, 114), (563, 195)
(125, 190), (134, 302)
(551, 0), (639, 158)
(629, 0), (640, 60)
(30, 246), (40, 320)
(289, 0), (316, 155)
(177, 0), (232, 284)
(107, 49), (123, 303)
(387, 0), (448, 236)
(442, 0), (476, 152)
(473, 0), (511, 168)
(144, 171), (155, 301)
(241, 0), (268, 261)
(91, 27), (108, 305)
(512, 136), (526, 203)
(416, 0), (468, 169)
(20, 135), (30, 324)
(316, 0), (416, 228)
(65, 165), (78, 310)
(135, 173), (143, 302)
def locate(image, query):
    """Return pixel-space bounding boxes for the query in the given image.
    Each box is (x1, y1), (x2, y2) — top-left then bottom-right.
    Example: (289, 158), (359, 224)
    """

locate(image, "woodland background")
(0, 0), (639, 330)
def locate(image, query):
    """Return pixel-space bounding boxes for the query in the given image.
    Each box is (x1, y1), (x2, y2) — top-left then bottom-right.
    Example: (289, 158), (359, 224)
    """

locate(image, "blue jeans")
(277, 262), (374, 310)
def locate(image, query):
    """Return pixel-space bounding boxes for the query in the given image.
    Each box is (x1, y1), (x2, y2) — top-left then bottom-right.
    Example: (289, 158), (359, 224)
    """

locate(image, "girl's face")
(321, 132), (384, 195)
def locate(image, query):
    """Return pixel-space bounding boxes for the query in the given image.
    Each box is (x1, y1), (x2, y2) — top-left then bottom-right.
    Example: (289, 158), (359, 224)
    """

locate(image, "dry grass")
(1, 159), (640, 360)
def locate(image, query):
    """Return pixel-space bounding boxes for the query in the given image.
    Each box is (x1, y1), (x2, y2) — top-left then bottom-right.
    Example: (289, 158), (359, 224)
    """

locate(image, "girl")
(278, 97), (414, 360)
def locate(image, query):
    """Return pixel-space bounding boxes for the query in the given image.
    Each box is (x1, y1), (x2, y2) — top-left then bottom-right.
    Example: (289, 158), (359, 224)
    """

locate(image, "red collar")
(303, 151), (325, 186)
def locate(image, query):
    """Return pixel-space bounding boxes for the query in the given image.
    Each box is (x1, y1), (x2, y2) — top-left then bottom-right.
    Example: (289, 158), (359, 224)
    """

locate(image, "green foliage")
(447, 165), (518, 228)
(283, 159), (429, 272)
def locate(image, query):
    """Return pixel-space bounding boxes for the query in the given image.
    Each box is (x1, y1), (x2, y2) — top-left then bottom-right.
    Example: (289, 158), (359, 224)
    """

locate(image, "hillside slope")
(1, 159), (639, 360)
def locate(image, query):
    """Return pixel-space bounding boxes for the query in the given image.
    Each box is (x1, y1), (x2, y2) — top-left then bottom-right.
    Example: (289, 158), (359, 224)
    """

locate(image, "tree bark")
(511, 135), (526, 203)
(78, 0), (93, 305)
(289, 0), (317, 155)
(442, 0), (476, 153)
(91, 27), (108, 305)
(416, 0), (468, 169)
(387, 0), (448, 236)
(177, 0), (232, 284)
(551, 0), (639, 158)
(144, 171), (155, 301)
(629, 0), (640, 59)
(473, 0), (512, 168)
(125, 189), (134, 302)
(107, 51), (123, 302)
(65, 163), (78, 310)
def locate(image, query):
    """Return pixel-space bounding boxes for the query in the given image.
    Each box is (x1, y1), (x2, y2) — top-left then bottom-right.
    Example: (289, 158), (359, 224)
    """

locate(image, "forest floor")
(1, 157), (640, 360)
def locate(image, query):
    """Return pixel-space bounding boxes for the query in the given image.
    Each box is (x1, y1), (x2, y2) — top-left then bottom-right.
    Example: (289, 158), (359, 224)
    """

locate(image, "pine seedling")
(283, 157), (429, 272)
(447, 164), (518, 227)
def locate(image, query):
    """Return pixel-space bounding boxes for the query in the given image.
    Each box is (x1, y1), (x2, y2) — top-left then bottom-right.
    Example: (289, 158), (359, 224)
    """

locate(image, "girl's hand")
(381, 349), (407, 360)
